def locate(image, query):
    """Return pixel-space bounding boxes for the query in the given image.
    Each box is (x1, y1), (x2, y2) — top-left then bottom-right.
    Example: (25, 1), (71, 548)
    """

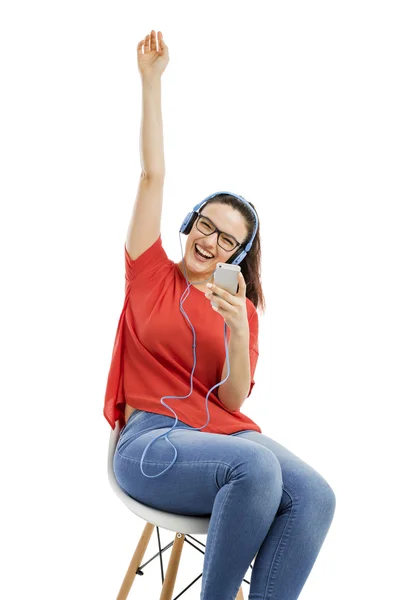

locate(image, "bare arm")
(126, 31), (169, 260)
(217, 328), (251, 412)
(139, 76), (165, 178)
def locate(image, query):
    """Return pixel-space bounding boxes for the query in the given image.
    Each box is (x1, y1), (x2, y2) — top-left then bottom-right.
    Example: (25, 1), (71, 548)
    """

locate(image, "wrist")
(229, 325), (249, 339)
(140, 73), (162, 85)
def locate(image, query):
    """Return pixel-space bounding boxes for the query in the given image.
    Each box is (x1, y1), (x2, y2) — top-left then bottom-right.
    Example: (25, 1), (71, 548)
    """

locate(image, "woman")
(112, 30), (336, 600)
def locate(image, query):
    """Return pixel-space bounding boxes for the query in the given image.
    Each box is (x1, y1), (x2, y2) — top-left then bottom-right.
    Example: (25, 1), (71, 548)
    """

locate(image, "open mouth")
(194, 243), (214, 261)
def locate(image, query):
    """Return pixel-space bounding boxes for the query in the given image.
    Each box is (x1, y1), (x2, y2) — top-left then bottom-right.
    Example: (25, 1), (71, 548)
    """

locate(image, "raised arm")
(126, 30), (169, 261)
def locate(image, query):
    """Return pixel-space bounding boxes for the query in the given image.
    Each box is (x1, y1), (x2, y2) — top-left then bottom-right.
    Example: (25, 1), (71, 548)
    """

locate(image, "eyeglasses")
(195, 214), (242, 252)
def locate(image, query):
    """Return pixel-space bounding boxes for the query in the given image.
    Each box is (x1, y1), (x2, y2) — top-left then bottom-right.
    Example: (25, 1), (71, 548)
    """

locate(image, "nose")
(201, 239), (216, 252)
(202, 231), (218, 248)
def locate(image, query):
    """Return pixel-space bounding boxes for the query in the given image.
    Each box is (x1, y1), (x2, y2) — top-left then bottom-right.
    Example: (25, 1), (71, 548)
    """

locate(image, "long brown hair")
(199, 193), (266, 315)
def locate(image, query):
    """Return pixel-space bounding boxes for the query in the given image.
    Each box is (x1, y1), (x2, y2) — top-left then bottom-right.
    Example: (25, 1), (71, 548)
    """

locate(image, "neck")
(177, 260), (214, 285)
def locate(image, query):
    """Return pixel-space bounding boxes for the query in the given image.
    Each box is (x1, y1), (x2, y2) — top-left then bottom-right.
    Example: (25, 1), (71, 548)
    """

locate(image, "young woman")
(112, 30), (336, 600)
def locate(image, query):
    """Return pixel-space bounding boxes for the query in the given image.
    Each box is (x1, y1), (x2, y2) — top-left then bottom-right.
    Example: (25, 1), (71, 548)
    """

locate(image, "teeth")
(195, 244), (213, 258)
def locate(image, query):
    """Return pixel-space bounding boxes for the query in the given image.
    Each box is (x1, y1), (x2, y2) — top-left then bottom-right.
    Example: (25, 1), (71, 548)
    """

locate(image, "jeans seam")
(201, 476), (234, 597)
(115, 448), (234, 469)
(262, 486), (296, 600)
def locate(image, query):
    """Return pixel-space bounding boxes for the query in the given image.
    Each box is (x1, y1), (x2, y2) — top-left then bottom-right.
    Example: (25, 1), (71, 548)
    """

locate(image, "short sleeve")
(247, 307), (259, 397)
(125, 234), (169, 282)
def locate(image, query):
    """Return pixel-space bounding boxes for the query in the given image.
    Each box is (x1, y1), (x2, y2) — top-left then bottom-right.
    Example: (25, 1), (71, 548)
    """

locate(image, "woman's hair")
(199, 193), (266, 316)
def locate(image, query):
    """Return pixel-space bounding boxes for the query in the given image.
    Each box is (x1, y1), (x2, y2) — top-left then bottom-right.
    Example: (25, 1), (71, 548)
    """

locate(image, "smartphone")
(210, 263), (241, 308)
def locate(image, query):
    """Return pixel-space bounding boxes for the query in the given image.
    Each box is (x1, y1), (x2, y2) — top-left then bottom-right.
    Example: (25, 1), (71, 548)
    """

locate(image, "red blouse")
(103, 234), (261, 435)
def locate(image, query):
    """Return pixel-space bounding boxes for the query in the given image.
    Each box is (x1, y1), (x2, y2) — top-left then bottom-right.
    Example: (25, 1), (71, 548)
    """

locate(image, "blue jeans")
(113, 409), (336, 600)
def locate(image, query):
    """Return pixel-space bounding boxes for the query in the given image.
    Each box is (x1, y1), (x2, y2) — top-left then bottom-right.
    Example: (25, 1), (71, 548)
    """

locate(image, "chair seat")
(108, 420), (211, 535)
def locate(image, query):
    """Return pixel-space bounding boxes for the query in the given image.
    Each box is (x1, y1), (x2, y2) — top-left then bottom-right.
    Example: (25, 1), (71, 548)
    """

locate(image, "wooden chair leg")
(236, 584), (244, 600)
(160, 532), (186, 599)
(117, 521), (155, 600)
(116, 522), (244, 600)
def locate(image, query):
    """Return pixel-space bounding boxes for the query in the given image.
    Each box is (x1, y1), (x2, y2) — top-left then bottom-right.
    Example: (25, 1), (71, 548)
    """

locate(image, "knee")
(243, 445), (283, 492)
(308, 470), (337, 523)
(323, 479), (336, 519)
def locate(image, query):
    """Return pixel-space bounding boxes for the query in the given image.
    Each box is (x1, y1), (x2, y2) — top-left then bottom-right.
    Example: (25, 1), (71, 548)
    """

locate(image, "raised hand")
(137, 30), (169, 79)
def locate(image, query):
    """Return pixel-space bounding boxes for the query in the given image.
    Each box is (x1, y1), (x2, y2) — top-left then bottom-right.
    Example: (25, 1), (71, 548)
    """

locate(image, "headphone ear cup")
(225, 249), (239, 265)
(226, 249), (247, 265)
(180, 212), (198, 235)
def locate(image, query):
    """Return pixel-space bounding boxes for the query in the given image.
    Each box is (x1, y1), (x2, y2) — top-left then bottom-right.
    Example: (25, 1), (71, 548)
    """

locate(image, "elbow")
(141, 169), (165, 180)
(218, 388), (244, 413)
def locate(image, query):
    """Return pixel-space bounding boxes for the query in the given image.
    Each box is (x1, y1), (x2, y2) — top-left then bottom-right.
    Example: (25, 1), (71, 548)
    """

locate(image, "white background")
(1, 1), (399, 598)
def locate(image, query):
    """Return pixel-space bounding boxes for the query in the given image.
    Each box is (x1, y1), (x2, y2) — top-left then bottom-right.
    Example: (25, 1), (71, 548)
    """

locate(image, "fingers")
(150, 30), (156, 52)
(137, 30), (164, 54)
(137, 33), (151, 53)
(207, 285), (241, 305)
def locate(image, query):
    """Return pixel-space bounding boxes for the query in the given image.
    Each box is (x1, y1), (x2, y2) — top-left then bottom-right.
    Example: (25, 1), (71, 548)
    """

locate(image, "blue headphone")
(138, 191), (259, 478)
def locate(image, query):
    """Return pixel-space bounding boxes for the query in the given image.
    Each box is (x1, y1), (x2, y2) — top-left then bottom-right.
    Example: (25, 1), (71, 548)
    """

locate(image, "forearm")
(140, 76), (165, 177)
(217, 328), (251, 412)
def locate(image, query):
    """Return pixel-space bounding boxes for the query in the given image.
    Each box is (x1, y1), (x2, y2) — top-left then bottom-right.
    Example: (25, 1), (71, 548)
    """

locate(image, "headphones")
(179, 191), (259, 266)
(137, 191), (259, 478)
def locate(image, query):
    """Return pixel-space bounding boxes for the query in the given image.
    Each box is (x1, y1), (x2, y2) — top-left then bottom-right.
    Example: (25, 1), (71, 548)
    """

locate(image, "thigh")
(113, 411), (283, 516)
(231, 430), (335, 507)
(231, 430), (311, 468)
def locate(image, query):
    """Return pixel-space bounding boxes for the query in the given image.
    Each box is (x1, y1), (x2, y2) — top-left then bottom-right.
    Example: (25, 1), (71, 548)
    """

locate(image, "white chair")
(108, 419), (251, 599)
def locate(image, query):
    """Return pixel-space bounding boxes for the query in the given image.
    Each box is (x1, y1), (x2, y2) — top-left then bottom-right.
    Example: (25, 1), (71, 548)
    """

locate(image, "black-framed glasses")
(195, 214), (242, 252)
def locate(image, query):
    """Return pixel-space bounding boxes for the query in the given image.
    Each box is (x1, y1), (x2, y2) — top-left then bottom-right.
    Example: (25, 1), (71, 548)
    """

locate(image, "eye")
(221, 235), (235, 246)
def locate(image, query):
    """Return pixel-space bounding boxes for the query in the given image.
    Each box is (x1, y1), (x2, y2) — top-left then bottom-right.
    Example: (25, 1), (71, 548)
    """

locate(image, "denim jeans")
(113, 409), (336, 600)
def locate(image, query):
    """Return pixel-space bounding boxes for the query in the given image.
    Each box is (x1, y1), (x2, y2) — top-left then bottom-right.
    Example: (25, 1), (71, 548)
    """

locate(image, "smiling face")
(177, 203), (249, 286)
